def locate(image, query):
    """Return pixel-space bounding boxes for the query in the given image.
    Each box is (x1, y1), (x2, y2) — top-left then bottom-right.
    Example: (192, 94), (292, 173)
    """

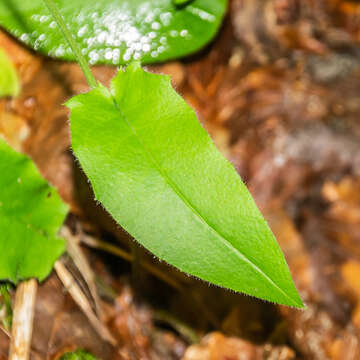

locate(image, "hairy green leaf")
(0, 0), (227, 65)
(67, 63), (303, 307)
(0, 138), (67, 284)
(0, 48), (20, 97)
(60, 349), (98, 360)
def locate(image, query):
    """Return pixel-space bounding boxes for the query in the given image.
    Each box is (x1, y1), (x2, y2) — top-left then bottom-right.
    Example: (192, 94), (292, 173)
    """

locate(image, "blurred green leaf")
(0, 48), (20, 97)
(0, 138), (67, 284)
(60, 349), (98, 360)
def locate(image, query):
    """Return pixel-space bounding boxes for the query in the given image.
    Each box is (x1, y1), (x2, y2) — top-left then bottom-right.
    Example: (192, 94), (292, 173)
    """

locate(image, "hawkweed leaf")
(67, 63), (303, 307)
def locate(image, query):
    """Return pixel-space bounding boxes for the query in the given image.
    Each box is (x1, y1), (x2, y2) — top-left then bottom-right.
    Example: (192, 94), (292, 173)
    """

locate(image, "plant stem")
(80, 233), (183, 291)
(9, 279), (38, 360)
(42, 0), (97, 88)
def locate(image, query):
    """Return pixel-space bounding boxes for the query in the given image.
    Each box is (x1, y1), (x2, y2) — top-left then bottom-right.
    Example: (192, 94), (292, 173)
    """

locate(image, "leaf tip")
(289, 295), (305, 309)
(280, 284), (305, 309)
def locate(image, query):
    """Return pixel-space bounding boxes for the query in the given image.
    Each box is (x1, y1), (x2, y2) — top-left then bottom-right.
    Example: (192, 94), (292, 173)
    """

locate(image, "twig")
(153, 310), (199, 344)
(0, 283), (13, 331)
(9, 279), (38, 360)
(0, 325), (10, 338)
(81, 234), (183, 291)
(54, 260), (117, 346)
(130, 241), (142, 295)
(61, 226), (103, 318)
(80, 234), (220, 327)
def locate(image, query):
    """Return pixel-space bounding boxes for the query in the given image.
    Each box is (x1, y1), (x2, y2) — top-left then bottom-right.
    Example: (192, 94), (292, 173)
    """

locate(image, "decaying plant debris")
(1, 0), (360, 358)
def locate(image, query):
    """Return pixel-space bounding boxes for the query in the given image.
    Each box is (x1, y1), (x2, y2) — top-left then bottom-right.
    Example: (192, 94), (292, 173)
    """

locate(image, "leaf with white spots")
(0, 0), (227, 64)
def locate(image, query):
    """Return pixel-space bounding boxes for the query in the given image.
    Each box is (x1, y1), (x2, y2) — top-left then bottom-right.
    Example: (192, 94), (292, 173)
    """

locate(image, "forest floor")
(1, 1), (360, 359)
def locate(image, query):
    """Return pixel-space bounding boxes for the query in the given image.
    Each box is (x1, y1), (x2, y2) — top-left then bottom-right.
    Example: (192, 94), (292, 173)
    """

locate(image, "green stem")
(42, 0), (97, 88)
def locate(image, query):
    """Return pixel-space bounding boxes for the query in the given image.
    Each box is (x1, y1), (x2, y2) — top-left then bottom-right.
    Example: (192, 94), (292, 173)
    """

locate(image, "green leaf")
(173, 0), (194, 6)
(0, 138), (67, 284)
(0, 0), (227, 65)
(67, 63), (304, 308)
(0, 48), (20, 97)
(60, 349), (98, 360)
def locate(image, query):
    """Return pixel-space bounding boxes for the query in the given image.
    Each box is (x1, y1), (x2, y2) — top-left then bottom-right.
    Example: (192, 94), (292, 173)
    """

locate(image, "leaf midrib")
(110, 82), (298, 306)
